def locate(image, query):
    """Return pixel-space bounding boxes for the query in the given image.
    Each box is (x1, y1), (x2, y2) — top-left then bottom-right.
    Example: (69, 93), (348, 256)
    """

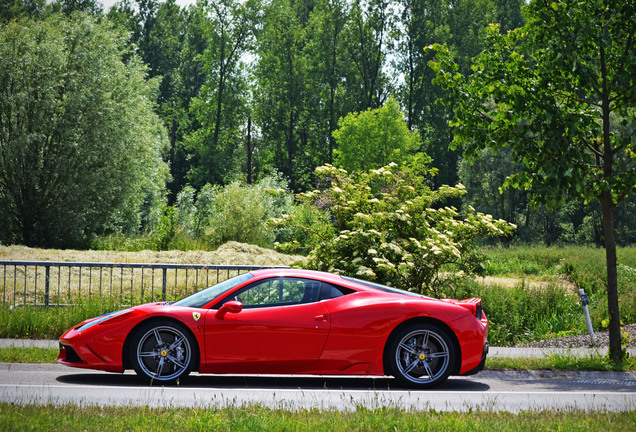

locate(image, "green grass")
(475, 245), (636, 344)
(0, 300), (121, 339)
(0, 403), (633, 431)
(91, 232), (211, 252)
(455, 279), (586, 346)
(486, 353), (636, 371)
(0, 347), (58, 363)
(480, 245), (636, 277)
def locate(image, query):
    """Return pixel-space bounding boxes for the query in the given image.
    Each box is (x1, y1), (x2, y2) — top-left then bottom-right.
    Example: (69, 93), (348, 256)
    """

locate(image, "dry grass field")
(0, 241), (304, 266)
(0, 242), (305, 306)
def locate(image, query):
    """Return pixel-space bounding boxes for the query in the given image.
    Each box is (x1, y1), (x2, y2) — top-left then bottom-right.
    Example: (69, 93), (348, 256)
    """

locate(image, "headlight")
(76, 309), (131, 333)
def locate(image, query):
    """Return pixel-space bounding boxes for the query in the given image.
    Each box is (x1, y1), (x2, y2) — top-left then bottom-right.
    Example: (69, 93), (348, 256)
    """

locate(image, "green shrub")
(204, 175), (294, 249)
(92, 175), (297, 251)
(456, 279), (585, 346)
(272, 202), (336, 255)
(479, 245), (636, 338)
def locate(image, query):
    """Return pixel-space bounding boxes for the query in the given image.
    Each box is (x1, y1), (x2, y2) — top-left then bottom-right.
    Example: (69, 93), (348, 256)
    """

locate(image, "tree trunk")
(599, 42), (622, 361)
(287, 110), (295, 190)
(246, 116), (252, 185)
(600, 195), (622, 361)
(212, 34), (227, 156)
(212, 70), (225, 153)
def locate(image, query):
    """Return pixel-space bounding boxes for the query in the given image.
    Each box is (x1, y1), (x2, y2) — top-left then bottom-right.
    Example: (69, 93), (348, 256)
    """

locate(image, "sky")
(98, 0), (196, 12)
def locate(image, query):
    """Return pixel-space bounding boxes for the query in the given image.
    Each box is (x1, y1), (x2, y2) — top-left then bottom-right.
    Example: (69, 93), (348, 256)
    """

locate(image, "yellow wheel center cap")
(419, 353), (426, 360)
(160, 350), (168, 357)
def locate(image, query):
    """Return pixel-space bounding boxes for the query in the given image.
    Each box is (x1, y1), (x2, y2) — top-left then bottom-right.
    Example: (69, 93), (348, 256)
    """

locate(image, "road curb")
(477, 369), (636, 381)
(0, 339), (57, 349)
(489, 346), (636, 358)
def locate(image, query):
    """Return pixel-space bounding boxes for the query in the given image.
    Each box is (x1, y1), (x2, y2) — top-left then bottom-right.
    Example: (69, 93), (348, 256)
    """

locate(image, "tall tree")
(305, 0), (351, 163)
(56, 0), (103, 16)
(1, 0), (46, 21)
(255, 0), (312, 191)
(343, 0), (394, 110)
(458, 147), (528, 239)
(107, 0), (208, 199)
(394, 0), (449, 131)
(430, 0), (636, 360)
(494, 0), (525, 32)
(0, 13), (168, 247)
(185, 0), (260, 188)
(394, 0), (521, 188)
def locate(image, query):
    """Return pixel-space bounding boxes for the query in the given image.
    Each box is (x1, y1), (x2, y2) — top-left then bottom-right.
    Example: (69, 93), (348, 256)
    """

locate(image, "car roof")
(248, 268), (431, 299)
(249, 268), (347, 284)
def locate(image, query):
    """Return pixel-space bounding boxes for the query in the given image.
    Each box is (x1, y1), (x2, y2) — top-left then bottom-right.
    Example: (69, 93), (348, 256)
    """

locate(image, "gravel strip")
(518, 324), (636, 349)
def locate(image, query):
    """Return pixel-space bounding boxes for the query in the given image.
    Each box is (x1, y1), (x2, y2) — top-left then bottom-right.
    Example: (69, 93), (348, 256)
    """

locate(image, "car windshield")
(341, 276), (434, 299)
(173, 272), (254, 308)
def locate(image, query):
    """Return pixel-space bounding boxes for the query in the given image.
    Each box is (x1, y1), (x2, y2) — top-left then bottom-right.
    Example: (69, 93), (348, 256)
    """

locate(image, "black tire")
(388, 324), (455, 388)
(129, 320), (196, 385)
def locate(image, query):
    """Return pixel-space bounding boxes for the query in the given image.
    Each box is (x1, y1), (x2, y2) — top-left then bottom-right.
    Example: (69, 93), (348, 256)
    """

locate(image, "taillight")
(458, 297), (483, 320)
(475, 304), (483, 320)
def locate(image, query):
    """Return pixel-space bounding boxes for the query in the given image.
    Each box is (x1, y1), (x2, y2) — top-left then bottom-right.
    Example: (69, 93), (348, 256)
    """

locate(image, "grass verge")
(486, 354), (636, 371)
(0, 403), (634, 431)
(0, 302), (119, 339)
(0, 347), (58, 364)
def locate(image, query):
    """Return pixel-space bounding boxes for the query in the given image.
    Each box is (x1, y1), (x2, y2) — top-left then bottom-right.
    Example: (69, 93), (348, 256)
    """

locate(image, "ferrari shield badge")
(192, 312), (201, 322)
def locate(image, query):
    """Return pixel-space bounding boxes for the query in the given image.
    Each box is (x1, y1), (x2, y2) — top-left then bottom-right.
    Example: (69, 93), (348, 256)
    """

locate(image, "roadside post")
(579, 289), (597, 347)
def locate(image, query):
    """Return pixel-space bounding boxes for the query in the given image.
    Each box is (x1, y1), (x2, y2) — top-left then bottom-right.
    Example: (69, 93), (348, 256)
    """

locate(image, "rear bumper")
(462, 341), (489, 376)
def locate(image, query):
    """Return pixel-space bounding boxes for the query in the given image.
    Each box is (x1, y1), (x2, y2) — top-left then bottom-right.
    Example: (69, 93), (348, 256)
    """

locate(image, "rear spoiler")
(441, 297), (483, 320)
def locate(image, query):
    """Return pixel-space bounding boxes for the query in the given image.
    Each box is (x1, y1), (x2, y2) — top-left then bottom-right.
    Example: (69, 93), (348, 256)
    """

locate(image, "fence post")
(44, 265), (50, 307)
(162, 268), (167, 301)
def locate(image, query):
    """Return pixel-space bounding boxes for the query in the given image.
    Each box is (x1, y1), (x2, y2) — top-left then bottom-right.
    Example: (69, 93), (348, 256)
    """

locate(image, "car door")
(203, 277), (330, 373)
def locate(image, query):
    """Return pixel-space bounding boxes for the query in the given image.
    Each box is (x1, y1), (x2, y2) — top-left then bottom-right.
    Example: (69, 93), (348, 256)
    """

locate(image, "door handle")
(314, 314), (328, 322)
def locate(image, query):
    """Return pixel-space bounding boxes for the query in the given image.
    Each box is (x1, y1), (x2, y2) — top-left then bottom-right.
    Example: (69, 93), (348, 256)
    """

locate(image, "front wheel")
(388, 324), (455, 388)
(130, 320), (196, 384)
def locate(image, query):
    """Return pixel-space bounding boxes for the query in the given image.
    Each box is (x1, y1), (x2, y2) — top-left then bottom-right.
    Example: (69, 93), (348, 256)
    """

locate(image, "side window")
(231, 278), (323, 308)
(239, 279), (282, 306)
(319, 282), (355, 300)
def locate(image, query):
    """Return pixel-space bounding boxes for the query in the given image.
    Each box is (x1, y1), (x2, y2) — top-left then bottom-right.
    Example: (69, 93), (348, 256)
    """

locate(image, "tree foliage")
(0, 13), (168, 247)
(343, 0), (394, 110)
(7, 0), (627, 267)
(106, 0), (209, 200)
(184, 0), (260, 188)
(333, 98), (422, 172)
(429, 0), (636, 359)
(273, 162), (515, 296)
(0, 0), (45, 21)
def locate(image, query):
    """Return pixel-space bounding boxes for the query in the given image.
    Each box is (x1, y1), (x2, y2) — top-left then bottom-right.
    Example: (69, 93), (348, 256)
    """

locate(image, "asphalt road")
(1, 363), (634, 412)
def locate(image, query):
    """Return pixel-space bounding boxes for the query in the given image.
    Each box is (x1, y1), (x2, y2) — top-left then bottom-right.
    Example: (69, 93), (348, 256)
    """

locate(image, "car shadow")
(56, 372), (490, 391)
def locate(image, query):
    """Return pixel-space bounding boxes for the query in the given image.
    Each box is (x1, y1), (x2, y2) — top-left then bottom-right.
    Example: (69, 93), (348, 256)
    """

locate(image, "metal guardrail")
(0, 260), (289, 307)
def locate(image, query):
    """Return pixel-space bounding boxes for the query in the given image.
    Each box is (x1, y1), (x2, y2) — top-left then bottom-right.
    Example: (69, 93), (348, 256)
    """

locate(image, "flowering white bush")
(273, 162), (516, 296)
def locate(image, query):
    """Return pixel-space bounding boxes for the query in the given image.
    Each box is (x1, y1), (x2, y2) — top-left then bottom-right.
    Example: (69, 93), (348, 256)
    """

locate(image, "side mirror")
(216, 300), (243, 319)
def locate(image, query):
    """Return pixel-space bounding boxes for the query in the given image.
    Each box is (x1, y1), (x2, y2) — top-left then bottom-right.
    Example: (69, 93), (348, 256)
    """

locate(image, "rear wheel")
(130, 321), (196, 384)
(388, 324), (455, 388)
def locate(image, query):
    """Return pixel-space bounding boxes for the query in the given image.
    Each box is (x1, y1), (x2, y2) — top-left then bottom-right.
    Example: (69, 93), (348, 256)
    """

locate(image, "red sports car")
(58, 269), (489, 388)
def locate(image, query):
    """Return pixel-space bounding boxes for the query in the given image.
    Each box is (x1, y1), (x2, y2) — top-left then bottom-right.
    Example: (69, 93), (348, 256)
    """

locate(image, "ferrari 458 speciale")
(58, 269), (489, 388)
